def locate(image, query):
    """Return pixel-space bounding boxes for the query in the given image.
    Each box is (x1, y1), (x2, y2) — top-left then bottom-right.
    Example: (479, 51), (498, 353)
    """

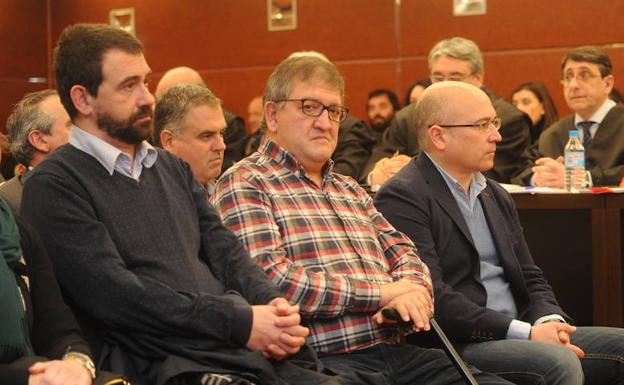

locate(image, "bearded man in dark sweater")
(20, 23), (362, 385)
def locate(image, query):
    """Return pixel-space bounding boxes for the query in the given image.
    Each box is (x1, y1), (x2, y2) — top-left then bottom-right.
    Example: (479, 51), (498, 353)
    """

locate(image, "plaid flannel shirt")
(212, 140), (431, 354)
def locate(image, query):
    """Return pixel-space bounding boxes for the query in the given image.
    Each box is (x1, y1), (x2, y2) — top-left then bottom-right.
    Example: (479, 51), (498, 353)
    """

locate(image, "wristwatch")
(63, 351), (96, 379)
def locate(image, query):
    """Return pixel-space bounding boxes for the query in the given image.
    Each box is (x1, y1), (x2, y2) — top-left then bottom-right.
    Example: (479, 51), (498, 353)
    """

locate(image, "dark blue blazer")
(374, 153), (567, 343)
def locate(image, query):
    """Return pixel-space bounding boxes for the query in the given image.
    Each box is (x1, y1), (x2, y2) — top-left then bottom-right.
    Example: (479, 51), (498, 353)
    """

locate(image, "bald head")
(414, 81), (490, 149)
(155, 66), (205, 97)
(415, 81), (500, 183)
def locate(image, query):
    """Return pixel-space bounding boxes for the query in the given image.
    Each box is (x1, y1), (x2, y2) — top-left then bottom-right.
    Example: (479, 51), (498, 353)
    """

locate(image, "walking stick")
(382, 308), (479, 385)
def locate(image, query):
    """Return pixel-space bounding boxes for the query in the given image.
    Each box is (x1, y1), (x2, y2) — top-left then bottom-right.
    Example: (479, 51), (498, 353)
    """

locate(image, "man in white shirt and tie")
(512, 45), (624, 187)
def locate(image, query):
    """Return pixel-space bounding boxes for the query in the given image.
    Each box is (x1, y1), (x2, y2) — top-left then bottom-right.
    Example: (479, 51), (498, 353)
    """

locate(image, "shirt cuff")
(350, 280), (381, 312)
(534, 314), (566, 325)
(367, 172), (381, 192)
(506, 319), (532, 340)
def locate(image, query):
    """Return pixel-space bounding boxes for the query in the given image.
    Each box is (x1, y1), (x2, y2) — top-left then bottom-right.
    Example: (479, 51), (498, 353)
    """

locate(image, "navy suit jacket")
(374, 153), (567, 343)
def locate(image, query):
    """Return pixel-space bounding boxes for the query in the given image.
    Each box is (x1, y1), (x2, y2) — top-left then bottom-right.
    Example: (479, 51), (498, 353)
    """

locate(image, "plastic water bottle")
(564, 130), (586, 192)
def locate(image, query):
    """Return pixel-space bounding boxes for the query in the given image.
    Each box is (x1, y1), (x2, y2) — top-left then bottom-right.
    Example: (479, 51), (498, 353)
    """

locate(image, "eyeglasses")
(561, 70), (601, 85)
(430, 73), (472, 83)
(432, 117), (502, 132)
(275, 98), (349, 123)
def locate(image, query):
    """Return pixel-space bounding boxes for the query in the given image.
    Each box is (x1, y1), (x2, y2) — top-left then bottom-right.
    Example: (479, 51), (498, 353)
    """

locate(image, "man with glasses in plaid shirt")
(212, 55), (511, 385)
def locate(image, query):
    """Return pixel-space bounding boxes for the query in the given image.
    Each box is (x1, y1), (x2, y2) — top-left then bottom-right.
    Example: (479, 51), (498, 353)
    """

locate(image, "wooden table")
(511, 193), (623, 327)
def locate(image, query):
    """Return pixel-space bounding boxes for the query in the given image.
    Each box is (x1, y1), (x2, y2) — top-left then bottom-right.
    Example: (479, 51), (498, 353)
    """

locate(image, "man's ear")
(429, 124), (447, 151)
(27, 130), (51, 153)
(69, 85), (95, 116)
(264, 101), (279, 133)
(604, 74), (615, 94)
(470, 71), (484, 88)
(160, 129), (175, 150)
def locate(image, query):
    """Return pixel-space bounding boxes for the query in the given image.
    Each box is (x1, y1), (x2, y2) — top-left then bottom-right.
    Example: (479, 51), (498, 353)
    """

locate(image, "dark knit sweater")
(21, 145), (281, 383)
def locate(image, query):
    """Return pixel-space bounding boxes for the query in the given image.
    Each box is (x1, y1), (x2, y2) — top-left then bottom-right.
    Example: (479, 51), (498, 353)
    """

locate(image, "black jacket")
(512, 105), (624, 186)
(1, 215), (91, 385)
(375, 154), (567, 342)
(363, 87), (531, 184)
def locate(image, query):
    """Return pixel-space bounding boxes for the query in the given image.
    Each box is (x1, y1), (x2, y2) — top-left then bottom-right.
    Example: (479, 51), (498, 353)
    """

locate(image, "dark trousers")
(319, 342), (513, 385)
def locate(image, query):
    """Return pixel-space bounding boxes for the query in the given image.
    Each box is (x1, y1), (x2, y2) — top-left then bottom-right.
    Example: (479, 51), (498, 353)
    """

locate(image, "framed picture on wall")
(267, 0), (297, 31)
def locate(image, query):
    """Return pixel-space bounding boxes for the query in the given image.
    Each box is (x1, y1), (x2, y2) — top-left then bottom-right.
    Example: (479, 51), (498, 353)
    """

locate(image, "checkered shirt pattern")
(212, 140), (431, 354)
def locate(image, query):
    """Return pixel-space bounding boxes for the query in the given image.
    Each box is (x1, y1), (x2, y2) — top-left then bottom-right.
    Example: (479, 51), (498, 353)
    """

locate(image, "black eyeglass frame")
(274, 98), (349, 123)
(430, 117), (502, 132)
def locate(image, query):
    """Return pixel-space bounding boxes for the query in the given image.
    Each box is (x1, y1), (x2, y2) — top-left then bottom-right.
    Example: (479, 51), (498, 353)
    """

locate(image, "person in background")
(0, 90), (71, 213)
(610, 87), (624, 105)
(155, 66), (246, 172)
(511, 81), (559, 144)
(404, 78), (432, 106)
(511, 46), (624, 187)
(366, 88), (400, 137)
(244, 95), (264, 156)
(365, 37), (530, 187)
(153, 84), (226, 196)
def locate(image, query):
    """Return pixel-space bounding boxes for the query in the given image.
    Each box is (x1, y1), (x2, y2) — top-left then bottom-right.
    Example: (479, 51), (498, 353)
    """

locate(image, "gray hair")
(428, 37), (484, 75)
(153, 83), (221, 146)
(6, 89), (58, 166)
(262, 55), (344, 130)
(287, 50), (330, 62)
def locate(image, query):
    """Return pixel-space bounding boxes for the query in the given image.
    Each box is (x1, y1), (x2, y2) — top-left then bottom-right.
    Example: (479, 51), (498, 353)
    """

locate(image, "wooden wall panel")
(483, 47), (624, 116)
(49, 0), (397, 120)
(1, 1), (623, 152)
(336, 61), (399, 119)
(0, 0), (48, 174)
(51, 0), (396, 68)
(403, 46), (624, 121)
(0, 1), (47, 78)
(401, 0), (624, 54)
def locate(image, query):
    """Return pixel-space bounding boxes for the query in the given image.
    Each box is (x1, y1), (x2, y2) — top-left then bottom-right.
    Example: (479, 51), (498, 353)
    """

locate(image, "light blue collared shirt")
(69, 124), (158, 181)
(574, 98), (616, 142)
(425, 152), (559, 339)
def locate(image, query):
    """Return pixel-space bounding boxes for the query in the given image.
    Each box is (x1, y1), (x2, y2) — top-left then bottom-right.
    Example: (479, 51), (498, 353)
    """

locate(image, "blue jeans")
(457, 326), (624, 385)
(319, 342), (514, 385)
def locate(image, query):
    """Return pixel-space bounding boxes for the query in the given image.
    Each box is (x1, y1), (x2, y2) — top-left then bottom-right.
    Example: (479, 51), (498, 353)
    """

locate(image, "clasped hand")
(530, 322), (585, 358)
(373, 280), (434, 332)
(247, 297), (309, 360)
(28, 359), (92, 385)
(370, 155), (412, 186)
(532, 156), (565, 188)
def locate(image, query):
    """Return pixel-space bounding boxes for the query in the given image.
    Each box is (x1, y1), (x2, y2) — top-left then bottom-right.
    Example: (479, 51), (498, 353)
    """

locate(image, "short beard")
(370, 119), (391, 132)
(96, 106), (153, 145)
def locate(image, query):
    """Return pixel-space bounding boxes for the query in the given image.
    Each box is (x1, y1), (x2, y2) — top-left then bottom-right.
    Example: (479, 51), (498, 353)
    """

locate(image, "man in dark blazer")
(512, 46), (624, 187)
(375, 81), (624, 385)
(364, 37), (530, 187)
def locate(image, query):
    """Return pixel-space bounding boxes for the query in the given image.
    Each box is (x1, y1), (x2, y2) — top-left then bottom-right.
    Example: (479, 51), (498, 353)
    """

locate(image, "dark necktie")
(578, 121), (594, 149)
